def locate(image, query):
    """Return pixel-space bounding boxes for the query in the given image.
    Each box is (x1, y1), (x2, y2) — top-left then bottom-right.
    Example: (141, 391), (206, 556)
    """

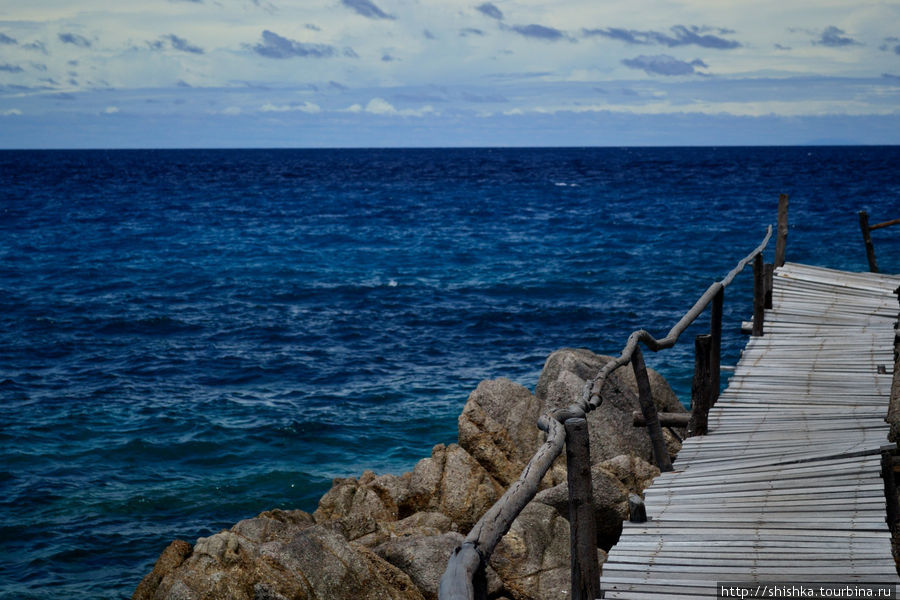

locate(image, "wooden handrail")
(870, 217), (900, 231)
(578, 225), (773, 412)
(440, 224), (775, 600)
(438, 414), (566, 599)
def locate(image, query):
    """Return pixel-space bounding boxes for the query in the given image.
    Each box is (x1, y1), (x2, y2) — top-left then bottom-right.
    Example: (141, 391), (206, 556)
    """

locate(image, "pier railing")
(439, 196), (789, 600)
(859, 210), (900, 273)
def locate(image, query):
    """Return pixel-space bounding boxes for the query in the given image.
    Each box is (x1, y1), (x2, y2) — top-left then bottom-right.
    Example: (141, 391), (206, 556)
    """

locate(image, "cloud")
(341, 0), (394, 20)
(0, 63), (24, 73)
(423, 29), (436, 40)
(104, 106), (119, 114)
(23, 41), (47, 53)
(814, 26), (860, 47)
(381, 53), (397, 62)
(364, 97), (435, 116)
(2, 109), (22, 116)
(508, 24), (568, 41)
(222, 106), (242, 115)
(584, 25), (739, 49)
(163, 34), (204, 54)
(476, 3), (503, 20)
(250, 30), (350, 59)
(622, 54), (708, 76)
(774, 43), (791, 51)
(261, 102), (322, 113)
(584, 27), (646, 44)
(460, 28), (484, 37)
(58, 32), (92, 47)
(366, 97), (400, 114)
(0, 33), (17, 45)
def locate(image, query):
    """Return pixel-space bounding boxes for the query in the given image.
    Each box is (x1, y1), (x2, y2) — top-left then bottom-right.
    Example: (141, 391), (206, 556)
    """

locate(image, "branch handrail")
(578, 224), (773, 413)
(859, 211), (899, 273)
(440, 223), (775, 600)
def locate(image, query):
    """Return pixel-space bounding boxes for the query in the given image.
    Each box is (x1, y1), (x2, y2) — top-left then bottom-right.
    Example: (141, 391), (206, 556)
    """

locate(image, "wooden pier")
(600, 263), (900, 598)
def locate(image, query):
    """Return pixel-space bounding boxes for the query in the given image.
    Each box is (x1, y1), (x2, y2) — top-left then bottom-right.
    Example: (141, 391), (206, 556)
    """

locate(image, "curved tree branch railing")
(440, 220), (778, 600)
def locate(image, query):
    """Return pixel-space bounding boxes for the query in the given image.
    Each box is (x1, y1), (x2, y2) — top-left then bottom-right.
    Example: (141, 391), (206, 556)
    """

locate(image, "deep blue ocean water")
(1, 146), (898, 599)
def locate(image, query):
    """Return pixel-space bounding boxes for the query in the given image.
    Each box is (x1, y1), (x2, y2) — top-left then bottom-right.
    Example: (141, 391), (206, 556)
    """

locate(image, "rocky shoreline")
(133, 348), (686, 600)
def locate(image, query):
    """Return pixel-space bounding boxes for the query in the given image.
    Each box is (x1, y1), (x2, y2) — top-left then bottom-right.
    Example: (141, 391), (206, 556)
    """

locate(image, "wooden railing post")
(752, 253), (765, 337)
(881, 450), (899, 533)
(628, 493), (647, 523)
(774, 193), (789, 268)
(688, 334), (713, 437)
(859, 210), (879, 273)
(564, 417), (599, 600)
(710, 287), (723, 405)
(764, 263), (774, 309)
(631, 345), (673, 472)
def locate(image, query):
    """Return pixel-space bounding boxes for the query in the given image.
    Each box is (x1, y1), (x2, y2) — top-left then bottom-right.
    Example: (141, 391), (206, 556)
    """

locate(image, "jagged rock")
(314, 470), (411, 526)
(133, 511), (424, 600)
(375, 532), (503, 600)
(489, 501), (607, 600)
(407, 443), (504, 531)
(457, 378), (544, 487)
(133, 540), (193, 600)
(233, 508), (316, 543)
(355, 511), (454, 548)
(136, 348), (685, 600)
(598, 455), (660, 496)
(535, 348), (686, 463)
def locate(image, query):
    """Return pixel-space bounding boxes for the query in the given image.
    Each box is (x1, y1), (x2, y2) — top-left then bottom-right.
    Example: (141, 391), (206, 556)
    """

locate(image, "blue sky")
(0, 0), (898, 148)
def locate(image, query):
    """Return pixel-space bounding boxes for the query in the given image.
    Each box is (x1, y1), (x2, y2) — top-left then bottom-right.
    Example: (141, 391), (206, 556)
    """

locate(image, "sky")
(0, 0), (899, 148)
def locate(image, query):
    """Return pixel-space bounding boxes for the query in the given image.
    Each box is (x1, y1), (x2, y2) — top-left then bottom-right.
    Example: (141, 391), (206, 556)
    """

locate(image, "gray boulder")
(535, 348), (685, 463)
(355, 511), (454, 548)
(132, 510), (424, 600)
(457, 378), (544, 487)
(313, 470), (412, 539)
(533, 455), (659, 549)
(375, 532), (503, 600)
(406, 443), (504, 531)
(489, 501), (607, 600)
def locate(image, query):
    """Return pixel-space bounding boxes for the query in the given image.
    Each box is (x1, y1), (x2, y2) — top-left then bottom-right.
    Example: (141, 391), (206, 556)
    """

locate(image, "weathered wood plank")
(600, 263), (900, 596)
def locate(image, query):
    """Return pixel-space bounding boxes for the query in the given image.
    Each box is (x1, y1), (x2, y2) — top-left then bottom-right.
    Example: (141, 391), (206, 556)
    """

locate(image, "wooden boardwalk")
(600, 263), (900, 599)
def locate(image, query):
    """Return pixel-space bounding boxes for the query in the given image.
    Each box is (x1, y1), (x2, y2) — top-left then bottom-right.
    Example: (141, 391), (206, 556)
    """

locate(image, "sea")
(1, 146), (898, 599)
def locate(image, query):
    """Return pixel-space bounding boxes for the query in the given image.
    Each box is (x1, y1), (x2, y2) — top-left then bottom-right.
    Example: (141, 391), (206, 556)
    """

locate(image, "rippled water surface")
(1, 146), (898, 598)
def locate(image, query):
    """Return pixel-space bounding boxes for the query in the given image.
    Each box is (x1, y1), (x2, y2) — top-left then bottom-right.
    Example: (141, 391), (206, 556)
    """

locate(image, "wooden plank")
(600, 263), (900, 597)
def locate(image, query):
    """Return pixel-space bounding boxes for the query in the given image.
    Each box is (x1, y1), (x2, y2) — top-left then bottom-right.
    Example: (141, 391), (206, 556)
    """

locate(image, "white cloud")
(365, 97), (396, 114)
(364, 97), (436, 116)
(2, 109), (23, 116)
(103, 106), (119, 114)
(498, 97), (898, 118)
(0, 0), (897, 145)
